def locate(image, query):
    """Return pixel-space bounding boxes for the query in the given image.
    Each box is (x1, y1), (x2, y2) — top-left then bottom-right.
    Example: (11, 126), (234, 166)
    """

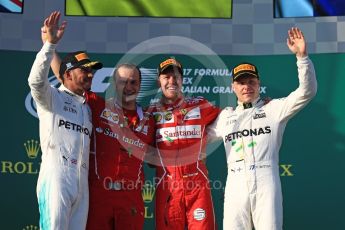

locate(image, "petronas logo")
(142, 183), (155, 203)
(22, 225), (39, 230)
(24, 139), (40, 159)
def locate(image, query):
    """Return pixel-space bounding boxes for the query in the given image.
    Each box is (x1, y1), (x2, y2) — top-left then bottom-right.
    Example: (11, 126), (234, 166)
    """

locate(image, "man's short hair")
(113, 63), (142, 83)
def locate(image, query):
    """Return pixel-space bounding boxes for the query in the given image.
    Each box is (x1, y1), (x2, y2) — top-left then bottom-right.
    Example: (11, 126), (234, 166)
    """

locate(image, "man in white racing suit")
(28, 12), (102, 230)
(208, 27), (317, 230)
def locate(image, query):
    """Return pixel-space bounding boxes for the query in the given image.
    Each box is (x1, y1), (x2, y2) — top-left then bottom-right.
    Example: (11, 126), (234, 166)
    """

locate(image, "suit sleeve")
(271, 56), (317, 122)
(202, 99), (221, 125)
(28, 42), (57, 112)
(207, 108), (229, 143)
(144, 114), (160, 167)
(86, 91), (104, 155)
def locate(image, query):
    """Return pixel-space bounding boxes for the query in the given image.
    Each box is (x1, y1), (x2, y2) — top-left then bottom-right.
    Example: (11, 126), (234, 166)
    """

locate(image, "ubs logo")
(253, 112), (266, 119)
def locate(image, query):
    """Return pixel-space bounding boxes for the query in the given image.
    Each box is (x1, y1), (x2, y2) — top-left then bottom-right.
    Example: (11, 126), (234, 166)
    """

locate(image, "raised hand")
(287, 27), (307, 58)
(41, 11), (67, 44)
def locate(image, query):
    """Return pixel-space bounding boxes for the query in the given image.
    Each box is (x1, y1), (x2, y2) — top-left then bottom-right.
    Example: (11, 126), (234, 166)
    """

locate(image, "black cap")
(232, 63), (259, 81)
(158, 58), (183, 76)
(59, 51), (103, 77)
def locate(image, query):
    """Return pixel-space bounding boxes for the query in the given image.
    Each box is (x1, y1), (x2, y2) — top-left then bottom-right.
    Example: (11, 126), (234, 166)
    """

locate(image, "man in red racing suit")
(86, 64), (155, 230)
(151, 58), (220, 230)
(86, 92), (154, 229)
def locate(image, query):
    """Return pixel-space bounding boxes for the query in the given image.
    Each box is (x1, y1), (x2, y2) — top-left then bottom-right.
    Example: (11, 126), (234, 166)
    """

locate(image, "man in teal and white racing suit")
(28, 12), (102, 230)
(208, 27), (317, 230)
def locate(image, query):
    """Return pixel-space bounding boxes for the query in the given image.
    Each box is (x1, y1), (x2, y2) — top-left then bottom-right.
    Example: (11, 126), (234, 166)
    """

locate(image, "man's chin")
(83, 85), (92, 91)
(124, 94), (137, 102)
(162, 93), (179, 102)
(242, 98), (254, 103)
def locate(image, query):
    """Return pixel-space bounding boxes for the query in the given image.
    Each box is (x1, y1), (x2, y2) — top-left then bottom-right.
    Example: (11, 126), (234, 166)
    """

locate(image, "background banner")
(0, 50), (344, 229)
(65, 0), (232, 18)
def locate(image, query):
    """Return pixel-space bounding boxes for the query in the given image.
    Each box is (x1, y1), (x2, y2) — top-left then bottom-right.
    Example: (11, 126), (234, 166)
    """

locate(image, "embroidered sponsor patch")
(75, 52), (89, 61)
(95, 127), (103, 133)
(153, 112), (174, 124)
(156, 125), (201, 142)
(160, 58), (181, 69)
(164, 112), (173, 121)
(193, 208), (206, 221)
(154, 113), (163, 122)
(233, 63), (256, 75)
(63, 106), (77, 114)
(100, 108), (119, 124)
(180, 108), (188, 115)
(183, 107), (201, 120)
(253, 112), (266, 119)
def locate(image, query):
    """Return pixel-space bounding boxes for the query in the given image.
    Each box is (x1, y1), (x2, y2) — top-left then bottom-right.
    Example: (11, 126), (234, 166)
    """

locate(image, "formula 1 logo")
(25, 68), (157, 118)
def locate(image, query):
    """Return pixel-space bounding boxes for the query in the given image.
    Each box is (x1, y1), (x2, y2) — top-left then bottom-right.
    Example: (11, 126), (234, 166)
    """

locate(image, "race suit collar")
(59, 84), (86, 104)
(160, 96), (185, 111)
(237, 97), (261, 110)
(115, 100), (147, 133)
(113, 100), (144, 121)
